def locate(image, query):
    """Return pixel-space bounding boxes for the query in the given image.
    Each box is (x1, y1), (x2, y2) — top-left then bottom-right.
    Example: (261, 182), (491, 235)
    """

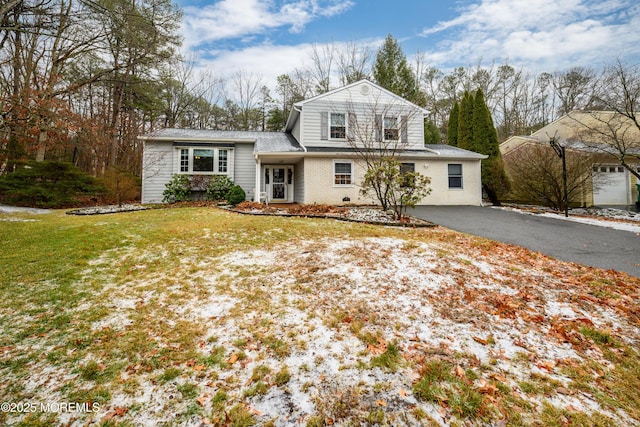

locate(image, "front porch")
(254, 154), (304, 204)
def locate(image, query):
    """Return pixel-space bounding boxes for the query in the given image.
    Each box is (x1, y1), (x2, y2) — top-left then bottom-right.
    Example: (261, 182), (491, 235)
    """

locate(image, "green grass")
(1, 206), (639, 426)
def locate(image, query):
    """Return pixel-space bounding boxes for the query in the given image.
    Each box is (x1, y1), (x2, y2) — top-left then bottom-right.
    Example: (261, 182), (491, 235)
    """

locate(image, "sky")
(175, 0), (640, 93)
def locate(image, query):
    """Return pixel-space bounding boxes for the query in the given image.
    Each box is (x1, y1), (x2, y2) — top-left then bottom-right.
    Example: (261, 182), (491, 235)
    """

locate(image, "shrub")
(0, 161), (105, 208)
(162, 174), (191, 203)
(205, 175), (234, 201)
(226, 185), (246, 206)
(102, 167), (140, 206)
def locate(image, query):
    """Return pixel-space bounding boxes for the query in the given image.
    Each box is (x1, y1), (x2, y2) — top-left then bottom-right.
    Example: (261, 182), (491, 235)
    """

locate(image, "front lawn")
(0, 207), (638, 426)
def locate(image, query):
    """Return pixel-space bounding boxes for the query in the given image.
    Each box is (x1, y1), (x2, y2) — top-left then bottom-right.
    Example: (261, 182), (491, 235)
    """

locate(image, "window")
(334, 161), (353, 185)
(218, 150), (228, 173)
(448, 164), (463, 189)
(177, 147), (231, 174)
(383, 116), (399, 141)
(400, 163), (415, 187)
(330, 113), (346, 139)
(180, 149), (189, 172)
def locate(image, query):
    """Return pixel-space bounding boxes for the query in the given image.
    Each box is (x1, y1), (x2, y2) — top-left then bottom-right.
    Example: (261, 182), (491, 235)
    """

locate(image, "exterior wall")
(233, 143), (256, 201)
(142, 141), (173, 203)
(141, 141), (255, 203)
(302, 157), (483, 206)
(294, 159), (305, 203)
(291, 116), (301, 145)
(424, 160), (483, 205)
(299, 83), (425, 151)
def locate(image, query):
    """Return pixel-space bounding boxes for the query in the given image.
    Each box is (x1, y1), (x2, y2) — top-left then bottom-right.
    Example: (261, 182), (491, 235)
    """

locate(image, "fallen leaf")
(227, 353), (239, 364)
(398, 388), (408, 397)
(197, 396), (208, 407)
(472, 336), (488, 345)
(249, 406), (262, 416)
(375, 399), (386, 407)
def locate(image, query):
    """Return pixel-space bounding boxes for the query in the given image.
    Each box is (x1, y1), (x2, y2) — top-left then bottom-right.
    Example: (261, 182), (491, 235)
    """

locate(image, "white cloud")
(420, 0), (640, 70)
(181, 0), (354, 50)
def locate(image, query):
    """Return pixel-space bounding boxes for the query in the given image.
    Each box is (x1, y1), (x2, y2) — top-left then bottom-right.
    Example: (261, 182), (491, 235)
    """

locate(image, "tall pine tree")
(472, 89), (510, 205)
(447, 101), (459, 146)
(456, 92), (474, 150)
(372, 34), (425, 106)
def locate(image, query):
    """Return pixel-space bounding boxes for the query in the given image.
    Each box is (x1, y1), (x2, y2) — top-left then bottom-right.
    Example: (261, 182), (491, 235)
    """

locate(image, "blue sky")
(176, 0), (640, 91)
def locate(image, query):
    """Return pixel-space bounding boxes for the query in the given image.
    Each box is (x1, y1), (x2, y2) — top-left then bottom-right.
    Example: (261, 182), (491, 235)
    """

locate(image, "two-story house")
(140, 80), (486, 205)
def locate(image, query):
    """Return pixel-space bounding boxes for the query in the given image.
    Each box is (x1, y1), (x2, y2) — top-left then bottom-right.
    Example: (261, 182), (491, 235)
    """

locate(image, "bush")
(226, 185), (246, 206)
(0, 161), (105, 208)
(102, 167), (140, 206)
(162, 174), (191, 203)
(205, 175), (234, 201)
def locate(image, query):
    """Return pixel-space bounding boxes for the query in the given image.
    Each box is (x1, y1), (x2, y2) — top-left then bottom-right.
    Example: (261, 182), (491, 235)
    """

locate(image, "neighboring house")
(500, 112), (640, 207)
(140, 80), (486, 205)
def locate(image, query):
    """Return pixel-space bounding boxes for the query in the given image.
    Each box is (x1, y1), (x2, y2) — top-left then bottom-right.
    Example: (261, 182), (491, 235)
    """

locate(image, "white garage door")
(592, 165), (629, 205)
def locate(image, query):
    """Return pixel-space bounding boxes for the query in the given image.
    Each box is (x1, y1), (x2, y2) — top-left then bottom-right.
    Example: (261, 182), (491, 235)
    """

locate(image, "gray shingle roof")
(305, 144), (486, 159)
(139, 129), (304, 153)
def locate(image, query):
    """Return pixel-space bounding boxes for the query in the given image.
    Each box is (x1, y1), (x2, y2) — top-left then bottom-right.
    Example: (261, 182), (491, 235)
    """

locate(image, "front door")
(271, 167), (286, 201)
(265, 166), (293, 202)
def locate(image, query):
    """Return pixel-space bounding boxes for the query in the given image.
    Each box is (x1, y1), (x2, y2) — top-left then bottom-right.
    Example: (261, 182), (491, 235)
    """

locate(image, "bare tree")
(230, 70), (264, 131)
(553, 66), (596, 116)
(504, 143), (599, 210)
(308, 42), (335, 94)
(337, 41), (372, 85)
(566, 60), (640, 180)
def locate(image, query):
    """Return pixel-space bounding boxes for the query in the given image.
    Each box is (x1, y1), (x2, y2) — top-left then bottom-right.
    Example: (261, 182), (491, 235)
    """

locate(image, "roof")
(305, 144), (487, 160)
(138, 128), (304, 153)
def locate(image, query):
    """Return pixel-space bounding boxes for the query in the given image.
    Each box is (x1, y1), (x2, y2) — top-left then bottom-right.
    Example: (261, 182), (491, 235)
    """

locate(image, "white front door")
(266, 166), (293, 202)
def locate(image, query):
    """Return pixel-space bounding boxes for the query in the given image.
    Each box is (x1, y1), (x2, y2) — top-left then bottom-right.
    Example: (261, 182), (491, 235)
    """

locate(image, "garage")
(592, 165), (629, 205)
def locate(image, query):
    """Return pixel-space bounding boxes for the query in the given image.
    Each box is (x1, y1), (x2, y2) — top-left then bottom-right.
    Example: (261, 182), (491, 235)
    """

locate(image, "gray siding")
(233, 143), (256, 200)
(300, 91), (425, 150)
(142, 141), (173, 203)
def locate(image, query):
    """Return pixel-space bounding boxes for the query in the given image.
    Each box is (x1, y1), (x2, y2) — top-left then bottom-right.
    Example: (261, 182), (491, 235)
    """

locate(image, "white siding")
(142, 141), (173, 203)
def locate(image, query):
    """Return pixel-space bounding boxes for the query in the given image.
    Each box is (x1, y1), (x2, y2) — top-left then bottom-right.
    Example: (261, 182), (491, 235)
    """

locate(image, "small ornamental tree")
(360, 158), (431, 220)
(162, 174), (191, 203)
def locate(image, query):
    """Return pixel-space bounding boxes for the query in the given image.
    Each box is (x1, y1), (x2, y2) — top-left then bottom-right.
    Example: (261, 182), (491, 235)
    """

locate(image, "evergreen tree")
(471, 89), (510, 205)
(424, 120), (441, 144)
(447, 102), (459, 146)
(456, 92), (474, 150)
(372, 34), (424, 106)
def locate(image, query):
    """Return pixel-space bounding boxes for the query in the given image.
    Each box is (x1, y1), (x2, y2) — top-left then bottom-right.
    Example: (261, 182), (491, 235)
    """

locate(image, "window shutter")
(401, 115), (408, 143)
(320, 112), (328, 140)
(375, 114), (382, 141)
(347, 113), (356, 141)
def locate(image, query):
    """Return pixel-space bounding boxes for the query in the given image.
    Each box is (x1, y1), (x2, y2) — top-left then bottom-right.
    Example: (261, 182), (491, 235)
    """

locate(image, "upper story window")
(330, 113), (346, 139)
(383, 116), (399, 141)
(178, 147), (230, 174)
(448, 164), (463, 189)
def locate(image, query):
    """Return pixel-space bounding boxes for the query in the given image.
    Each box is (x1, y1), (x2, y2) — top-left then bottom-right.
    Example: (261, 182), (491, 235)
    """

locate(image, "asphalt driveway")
(410, 206), (640, 278)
